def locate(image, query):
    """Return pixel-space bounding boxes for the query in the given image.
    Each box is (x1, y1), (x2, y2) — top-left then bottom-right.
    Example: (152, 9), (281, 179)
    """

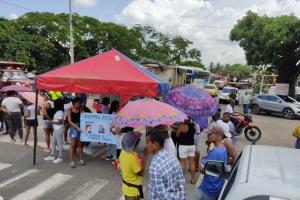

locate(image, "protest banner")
(80, 113), (117, 144)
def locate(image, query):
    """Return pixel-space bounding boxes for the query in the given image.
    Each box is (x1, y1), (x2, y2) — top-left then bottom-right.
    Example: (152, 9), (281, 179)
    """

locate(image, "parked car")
(214, 80), (227, 89)
(218, 87), (240, 104)
(250, 94), (300, 119)
(204, 84), (218, 97)
(204, 145), (300, 200)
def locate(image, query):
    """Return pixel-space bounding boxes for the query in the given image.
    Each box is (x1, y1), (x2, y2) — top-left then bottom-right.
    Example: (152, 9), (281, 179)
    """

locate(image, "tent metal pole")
(33, 82), (38, 165)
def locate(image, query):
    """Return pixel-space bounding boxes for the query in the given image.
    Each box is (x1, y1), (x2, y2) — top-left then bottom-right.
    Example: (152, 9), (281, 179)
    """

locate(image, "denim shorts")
(69, 127), (80, 139)
(43, 120), (53, 129)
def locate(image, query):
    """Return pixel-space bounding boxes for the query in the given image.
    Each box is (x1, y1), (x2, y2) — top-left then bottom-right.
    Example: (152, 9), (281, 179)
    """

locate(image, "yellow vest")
(49, 91), (62, 101)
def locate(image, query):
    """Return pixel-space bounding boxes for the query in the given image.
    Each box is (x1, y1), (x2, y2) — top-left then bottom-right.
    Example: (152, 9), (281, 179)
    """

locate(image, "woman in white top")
(44, 99), (65, 164)
(24, 102), (38, 147)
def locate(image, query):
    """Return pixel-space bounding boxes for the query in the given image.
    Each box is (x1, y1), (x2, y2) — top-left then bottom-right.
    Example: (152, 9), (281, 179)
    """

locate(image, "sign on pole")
(80, 113), (117, 144)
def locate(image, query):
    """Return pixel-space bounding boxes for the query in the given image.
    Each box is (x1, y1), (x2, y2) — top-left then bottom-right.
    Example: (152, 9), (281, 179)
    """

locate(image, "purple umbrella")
(164, 85), (219, 119)
(0, 85), (32, 92)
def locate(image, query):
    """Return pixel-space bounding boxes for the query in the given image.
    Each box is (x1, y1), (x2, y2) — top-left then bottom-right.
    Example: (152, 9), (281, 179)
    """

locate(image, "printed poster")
(80, 113), (117, 145)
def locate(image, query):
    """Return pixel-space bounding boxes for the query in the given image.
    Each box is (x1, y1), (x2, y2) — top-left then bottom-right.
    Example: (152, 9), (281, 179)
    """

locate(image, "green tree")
(227, 64), (251, 81)
(0, 12), (203, 74)
(230, 11), (300, 96)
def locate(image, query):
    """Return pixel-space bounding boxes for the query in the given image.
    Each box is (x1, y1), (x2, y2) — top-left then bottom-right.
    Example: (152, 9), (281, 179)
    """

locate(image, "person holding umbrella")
(119, 131), (144, 200)
(175, 118), (197, 184)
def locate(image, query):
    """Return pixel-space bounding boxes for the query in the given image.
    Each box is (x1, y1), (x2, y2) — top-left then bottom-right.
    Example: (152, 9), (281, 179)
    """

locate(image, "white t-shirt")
(242, 95), (250, 104)
(164, 137), (177, 157)
(117, 132), (125, 150)
(1, 97), (22, 112)
(225, 104), (234, 114)
(216, 120), (232, 138)
(64, 102), (73, 119)
(53, 110), (64, 130)
(26, 104), (36, 120)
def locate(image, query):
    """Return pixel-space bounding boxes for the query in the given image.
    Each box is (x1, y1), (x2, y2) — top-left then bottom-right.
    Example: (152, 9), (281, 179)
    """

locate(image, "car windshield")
(205, 85), (215, 89)
(223, 88), (233, 93)
(278, 95), (297, 103)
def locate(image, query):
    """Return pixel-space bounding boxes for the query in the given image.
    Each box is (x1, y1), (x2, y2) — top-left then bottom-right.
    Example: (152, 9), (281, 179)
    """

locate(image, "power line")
(0, 0), (34, 11)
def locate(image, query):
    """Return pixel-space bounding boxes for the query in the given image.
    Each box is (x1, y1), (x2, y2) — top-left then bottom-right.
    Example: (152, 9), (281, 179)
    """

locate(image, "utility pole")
(259, 74), (264, 94)
(69, 0), (74, 64)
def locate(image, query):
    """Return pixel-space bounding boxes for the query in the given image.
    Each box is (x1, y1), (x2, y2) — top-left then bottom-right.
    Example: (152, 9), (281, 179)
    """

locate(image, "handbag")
(292, 125), (300, 138)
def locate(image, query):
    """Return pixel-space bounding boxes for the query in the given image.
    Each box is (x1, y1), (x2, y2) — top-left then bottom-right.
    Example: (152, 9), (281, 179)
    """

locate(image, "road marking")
(0, 169), (39, 189)
(11, 173), (72, 200)
(0, 163), (12, 171)
(65, 179), (109, 200)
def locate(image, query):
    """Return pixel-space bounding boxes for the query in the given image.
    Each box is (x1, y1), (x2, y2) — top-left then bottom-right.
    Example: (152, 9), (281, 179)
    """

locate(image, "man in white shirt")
(1, 91), (23, 142)
(241, 92), (251, 115)
(225, 100), (235, 114)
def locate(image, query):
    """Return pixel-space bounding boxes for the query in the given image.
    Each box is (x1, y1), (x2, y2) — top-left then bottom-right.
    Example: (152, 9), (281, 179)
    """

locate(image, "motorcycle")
(232, 114), (262, 143)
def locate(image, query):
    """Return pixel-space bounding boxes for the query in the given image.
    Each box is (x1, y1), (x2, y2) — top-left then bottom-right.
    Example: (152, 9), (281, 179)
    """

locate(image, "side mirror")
(276, 100), (282, 103)
(204, 161), (227, 178)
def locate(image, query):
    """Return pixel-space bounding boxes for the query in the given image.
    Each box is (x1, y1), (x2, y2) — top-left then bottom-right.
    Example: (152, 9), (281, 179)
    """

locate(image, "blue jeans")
(192, 190), (217, 200)
(107, 144), (117, 159)
(243, 104), (249, 115)
(295, 138), (300, 149)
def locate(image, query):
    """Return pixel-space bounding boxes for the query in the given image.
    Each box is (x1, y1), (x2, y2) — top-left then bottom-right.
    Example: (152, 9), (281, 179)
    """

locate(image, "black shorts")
(26, 119), (38, 127)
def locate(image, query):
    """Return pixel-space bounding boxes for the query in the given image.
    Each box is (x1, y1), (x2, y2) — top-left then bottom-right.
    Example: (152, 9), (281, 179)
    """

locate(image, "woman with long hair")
(67, 97), (85, 168)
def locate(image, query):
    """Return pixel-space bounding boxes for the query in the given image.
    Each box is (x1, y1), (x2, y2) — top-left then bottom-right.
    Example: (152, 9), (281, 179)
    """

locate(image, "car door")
(256, 95), (269, 110)
(267, 95), (283, 112)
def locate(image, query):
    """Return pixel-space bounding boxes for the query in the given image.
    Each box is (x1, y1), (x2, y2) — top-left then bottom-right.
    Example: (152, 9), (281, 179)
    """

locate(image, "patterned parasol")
(164, 85), (219, 118)
(112, 98), (187, 128)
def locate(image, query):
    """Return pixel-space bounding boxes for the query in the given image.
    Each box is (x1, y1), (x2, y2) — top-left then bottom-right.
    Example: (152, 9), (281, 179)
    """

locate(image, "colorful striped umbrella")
(112, 98), (187, 128)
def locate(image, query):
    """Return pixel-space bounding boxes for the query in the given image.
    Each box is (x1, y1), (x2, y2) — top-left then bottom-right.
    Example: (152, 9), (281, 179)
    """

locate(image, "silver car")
(204, 145), (300, 200)
(250, 94), (300, 119)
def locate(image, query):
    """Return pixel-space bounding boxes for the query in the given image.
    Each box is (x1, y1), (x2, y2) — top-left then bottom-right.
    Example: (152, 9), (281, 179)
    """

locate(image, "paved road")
(0, 92), (298, 199)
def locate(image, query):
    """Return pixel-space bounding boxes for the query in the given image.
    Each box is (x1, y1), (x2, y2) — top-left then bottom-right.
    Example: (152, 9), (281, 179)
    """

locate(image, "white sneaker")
(44, 156), (55, 161)
(53, 157), (63, 164)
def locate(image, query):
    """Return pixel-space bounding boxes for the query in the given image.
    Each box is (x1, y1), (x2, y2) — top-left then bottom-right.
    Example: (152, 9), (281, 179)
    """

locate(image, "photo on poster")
(97, 123), (105, 134)
(85, 122), (93, 134)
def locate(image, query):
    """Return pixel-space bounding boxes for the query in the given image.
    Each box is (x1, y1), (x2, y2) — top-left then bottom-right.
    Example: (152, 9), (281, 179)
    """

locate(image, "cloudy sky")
(1, 0), (300, 67)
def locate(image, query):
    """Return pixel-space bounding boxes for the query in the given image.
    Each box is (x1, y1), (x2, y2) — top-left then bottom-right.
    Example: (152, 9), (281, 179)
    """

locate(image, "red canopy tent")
(32, 49), (170, 165)
(37, 49), (170, 97)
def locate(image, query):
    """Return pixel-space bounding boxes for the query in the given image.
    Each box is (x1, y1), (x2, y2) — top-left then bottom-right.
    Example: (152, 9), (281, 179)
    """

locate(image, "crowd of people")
(1, 89), (299, 200)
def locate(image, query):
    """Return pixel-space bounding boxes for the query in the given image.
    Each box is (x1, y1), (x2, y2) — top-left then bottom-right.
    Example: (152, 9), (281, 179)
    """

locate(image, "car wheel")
(282, 108), (295, 119)
(251, 104), (260, 115)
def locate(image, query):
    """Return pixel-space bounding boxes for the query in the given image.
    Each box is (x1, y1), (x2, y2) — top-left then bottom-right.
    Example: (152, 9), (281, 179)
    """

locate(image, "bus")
(177, 66), (210, 87)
